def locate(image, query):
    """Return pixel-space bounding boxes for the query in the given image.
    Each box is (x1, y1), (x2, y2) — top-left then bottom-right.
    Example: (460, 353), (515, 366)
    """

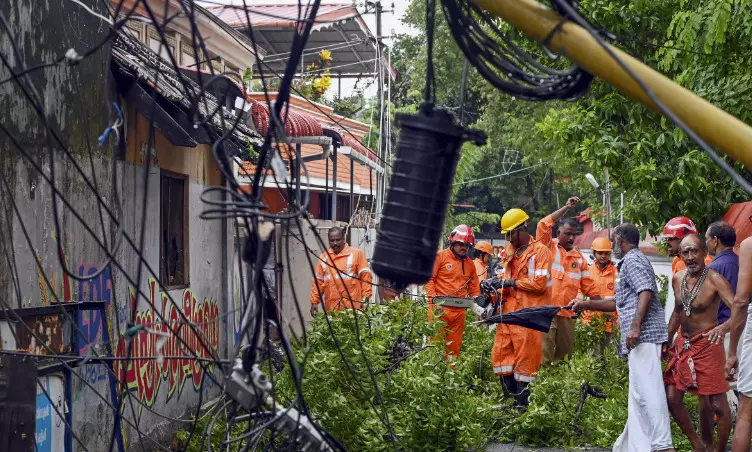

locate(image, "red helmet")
(448, 224), (475, 245)
(663, 216), (698, 240)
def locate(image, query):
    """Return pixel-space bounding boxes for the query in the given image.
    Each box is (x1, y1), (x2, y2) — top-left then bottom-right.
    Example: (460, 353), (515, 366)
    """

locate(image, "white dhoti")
(612, 342), (673, 452)
(737, 309), (752, 398)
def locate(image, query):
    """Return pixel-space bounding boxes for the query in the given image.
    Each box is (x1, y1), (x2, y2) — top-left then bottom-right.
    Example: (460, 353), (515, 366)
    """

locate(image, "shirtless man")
(664, 235), (735, 452)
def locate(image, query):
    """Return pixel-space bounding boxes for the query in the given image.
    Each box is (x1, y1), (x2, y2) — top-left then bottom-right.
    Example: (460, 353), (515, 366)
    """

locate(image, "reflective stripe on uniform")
(358, 268), (371, 275)
(581, 271), (590, 277)
(515, 373), (535, 383)
(494, 366), (514, 374)
(534, 269), (549, 277)
(528, 255), (536, 278)
(567, 272), (582, 280)
(345, 253), (354, 275)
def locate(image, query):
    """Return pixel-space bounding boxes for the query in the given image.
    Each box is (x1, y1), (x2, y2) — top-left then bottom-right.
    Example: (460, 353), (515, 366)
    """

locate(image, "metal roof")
(111, 33), (261, 149)
(206, 3), (396, 79)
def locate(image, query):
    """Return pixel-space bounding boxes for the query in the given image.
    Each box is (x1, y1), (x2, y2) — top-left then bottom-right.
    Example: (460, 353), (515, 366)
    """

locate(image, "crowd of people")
(307, 204), (752, 452)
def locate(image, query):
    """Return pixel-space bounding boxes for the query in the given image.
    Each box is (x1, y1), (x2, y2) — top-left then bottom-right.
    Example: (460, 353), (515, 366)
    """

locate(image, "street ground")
(486, 445), (609, 452)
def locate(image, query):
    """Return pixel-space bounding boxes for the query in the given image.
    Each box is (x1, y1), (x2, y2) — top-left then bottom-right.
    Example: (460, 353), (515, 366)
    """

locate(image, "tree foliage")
(392, 0), (751, 236)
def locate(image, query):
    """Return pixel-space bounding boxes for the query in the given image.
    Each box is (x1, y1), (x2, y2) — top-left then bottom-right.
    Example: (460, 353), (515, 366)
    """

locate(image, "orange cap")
(474, 241), (493, 255)
(591, 237), (612, 252)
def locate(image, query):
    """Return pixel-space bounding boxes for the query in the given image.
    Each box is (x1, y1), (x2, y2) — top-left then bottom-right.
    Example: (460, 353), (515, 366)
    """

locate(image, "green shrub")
(180, 297), (701, 451)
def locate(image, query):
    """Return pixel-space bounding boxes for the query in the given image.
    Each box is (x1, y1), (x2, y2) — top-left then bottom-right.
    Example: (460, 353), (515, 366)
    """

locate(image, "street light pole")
(604, 168), (612, 233)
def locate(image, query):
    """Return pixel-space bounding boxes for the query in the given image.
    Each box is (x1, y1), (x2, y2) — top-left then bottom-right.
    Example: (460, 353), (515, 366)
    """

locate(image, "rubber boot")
(514, 381), (531, 408)
(501, 375), (517, 399)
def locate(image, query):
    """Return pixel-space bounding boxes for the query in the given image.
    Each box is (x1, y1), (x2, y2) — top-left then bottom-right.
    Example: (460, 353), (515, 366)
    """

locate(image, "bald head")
(679, 234), (707, 275)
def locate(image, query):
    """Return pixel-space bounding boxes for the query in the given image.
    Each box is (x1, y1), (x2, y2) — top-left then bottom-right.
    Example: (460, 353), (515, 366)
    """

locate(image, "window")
(160, 172), (189, 288)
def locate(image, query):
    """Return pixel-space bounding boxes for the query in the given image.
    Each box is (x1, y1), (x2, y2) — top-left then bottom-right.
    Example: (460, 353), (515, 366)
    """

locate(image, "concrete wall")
(0, 2), (231, 450)
(275, 219), (343, 337)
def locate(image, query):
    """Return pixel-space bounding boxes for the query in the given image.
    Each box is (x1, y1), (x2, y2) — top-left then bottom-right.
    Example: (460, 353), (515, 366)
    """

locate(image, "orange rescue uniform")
(474, 257), (488, 281)
(310, 244), (373, 312)
(582, 262), (618, 332)
(537, 215), (600, 364)
(492, 238), (552, 382)
(425, 248), (481, 359)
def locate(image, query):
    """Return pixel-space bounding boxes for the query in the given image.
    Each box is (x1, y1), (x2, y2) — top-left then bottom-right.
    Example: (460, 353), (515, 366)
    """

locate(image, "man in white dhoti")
(724, 236), (752, 450)
(571, 224), (674, 452)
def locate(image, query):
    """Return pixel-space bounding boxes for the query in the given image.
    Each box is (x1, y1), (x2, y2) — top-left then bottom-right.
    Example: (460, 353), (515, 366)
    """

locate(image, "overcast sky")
(197, 0), (415, 98)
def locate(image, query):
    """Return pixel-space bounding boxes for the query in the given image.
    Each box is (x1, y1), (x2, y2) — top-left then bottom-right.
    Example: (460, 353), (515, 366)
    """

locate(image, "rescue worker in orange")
(582, 237), (619, 344)
(663, 216), (712, 274)
(486, 208), (552, 407)
(424, 225), (481, 360)
(664, 234), (734, 452)
(474, 241), (494, 281)
(537, 197), (602, 365)
(310, 227), (372, 315)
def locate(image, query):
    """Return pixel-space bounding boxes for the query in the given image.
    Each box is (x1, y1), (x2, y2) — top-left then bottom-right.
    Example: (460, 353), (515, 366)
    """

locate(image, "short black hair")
(558, 218), (580, 231)
(328, 226), (344, 237)
(707, 221), (736, 247)
(613, 223), (640, 246)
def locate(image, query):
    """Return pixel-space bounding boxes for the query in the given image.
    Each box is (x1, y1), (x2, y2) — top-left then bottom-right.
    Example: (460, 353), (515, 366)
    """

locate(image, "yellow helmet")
(500, 208), (529, 234)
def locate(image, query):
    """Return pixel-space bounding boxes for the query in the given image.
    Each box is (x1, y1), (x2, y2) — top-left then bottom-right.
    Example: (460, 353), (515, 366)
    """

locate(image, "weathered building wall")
(0, 1), (232, 451)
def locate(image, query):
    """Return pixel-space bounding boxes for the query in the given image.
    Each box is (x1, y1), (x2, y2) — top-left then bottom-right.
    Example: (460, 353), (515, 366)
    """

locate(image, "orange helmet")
(448, 224), (475, 245)
(591, 237), (612, 252)
(663, 216), (698, 240)
(474, 241), (493, 255)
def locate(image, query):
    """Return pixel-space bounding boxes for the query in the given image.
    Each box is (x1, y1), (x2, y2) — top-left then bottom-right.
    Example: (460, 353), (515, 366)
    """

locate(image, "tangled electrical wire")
(441, 0), (593, 101)
(0, 0), (411, 450)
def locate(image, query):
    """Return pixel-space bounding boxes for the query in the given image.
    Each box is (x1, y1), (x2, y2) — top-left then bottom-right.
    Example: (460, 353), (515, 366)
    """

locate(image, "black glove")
(481, 277), (516, 292)
(474, 294), (490, 309)
(480, 279), (496, 294)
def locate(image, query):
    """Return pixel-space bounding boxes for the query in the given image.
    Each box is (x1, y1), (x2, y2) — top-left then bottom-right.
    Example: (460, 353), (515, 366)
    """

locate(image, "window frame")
(159, 170), (190, 290)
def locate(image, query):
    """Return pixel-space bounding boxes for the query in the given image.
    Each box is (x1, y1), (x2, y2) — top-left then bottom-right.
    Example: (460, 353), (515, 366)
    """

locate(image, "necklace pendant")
(684, 306), (692, 316)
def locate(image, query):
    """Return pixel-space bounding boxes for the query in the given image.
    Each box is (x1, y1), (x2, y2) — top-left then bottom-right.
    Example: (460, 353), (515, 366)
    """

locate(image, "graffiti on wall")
(113, 278), (220, 411)
(36, 236), (221, 406)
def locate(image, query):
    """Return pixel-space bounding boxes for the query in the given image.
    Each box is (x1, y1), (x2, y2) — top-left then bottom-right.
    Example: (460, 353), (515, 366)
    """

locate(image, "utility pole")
(374, 0), (385, 221)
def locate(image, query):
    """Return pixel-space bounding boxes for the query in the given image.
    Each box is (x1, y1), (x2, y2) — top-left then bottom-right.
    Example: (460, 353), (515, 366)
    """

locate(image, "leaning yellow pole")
(472, 0), (752, 171)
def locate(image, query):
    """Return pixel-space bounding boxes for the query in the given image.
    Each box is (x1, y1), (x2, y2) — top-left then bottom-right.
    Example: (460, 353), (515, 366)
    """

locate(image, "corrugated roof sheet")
(206, 4), (357, 29)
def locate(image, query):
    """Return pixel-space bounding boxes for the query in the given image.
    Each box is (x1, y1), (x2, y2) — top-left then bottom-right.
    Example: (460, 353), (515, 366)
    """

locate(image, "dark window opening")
(160, 172), (189, 288)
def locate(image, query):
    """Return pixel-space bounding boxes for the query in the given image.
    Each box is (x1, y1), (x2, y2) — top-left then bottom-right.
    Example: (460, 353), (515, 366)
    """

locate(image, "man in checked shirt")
(571, 223), (674, 452)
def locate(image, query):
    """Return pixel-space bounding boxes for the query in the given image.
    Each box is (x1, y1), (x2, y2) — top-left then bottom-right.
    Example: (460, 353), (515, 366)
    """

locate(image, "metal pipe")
(350, 159), (355, 219)
(295, 143), (302, 207)
(332, 145), (338, 221)
(620, 191), (624, 224)
(325, 155), (329, 218)
(472, 0), (752, 171)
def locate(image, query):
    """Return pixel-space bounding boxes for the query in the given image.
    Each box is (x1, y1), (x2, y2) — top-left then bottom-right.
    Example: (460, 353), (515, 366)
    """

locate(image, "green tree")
(392, 0), (751, 235)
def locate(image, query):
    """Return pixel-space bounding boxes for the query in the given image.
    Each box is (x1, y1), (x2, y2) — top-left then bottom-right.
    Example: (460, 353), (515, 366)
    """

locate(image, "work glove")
(481, 277), (516, 292)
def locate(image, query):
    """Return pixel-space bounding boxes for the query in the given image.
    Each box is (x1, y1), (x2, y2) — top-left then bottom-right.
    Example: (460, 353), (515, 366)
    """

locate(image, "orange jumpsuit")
(582, 262), (618, 332)
(310, 244), (373, 312)
(474, 258), (488, 281)
(425, 248), (481, 359)
(537, 215), (600, 364)
(492, 238), (552, 382)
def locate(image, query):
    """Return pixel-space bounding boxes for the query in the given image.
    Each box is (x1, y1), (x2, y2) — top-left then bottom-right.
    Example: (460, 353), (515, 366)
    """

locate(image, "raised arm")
(536, 197), (580, 245)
